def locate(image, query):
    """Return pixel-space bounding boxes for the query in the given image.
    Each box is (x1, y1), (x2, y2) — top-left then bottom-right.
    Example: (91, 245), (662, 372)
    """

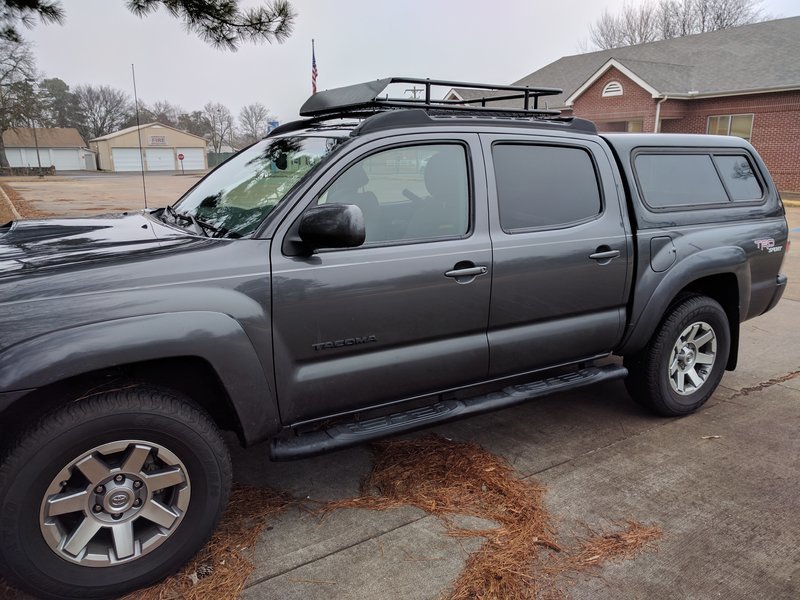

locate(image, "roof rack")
(299, 77), (563, 118)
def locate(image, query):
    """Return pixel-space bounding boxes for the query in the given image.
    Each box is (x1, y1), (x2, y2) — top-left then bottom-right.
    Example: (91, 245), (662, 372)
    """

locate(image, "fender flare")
(619, 246), (750, 356)
(0, 311), (279, 443)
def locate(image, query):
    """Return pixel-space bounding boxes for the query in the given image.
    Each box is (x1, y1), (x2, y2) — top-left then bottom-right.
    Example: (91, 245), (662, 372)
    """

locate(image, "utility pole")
(405, 85), (423, 100)
(26, 79), (43, 177)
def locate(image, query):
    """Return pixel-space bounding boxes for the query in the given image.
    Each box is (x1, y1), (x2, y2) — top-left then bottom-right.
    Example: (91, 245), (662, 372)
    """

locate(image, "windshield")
(172, 135), (344, 238)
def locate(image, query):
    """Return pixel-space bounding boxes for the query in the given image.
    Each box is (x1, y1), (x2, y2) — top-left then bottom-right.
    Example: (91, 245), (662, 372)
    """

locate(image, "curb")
(0, 184), (21, 220)
(783, 199), (800, 208)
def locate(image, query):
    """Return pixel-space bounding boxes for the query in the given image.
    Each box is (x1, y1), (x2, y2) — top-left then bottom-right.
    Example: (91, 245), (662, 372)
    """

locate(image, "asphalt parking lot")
(1, 171), (202, 217)
(1, 179), (798, 599)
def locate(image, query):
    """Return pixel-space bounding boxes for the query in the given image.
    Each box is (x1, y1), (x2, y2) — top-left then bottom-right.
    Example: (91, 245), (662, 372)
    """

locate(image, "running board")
(270, 364), (627, 460)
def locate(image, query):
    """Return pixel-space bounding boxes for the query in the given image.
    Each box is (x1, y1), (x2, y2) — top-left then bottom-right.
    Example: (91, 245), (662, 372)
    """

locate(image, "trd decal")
(754, 238), (783, 253)
(313, 335), (378, 351)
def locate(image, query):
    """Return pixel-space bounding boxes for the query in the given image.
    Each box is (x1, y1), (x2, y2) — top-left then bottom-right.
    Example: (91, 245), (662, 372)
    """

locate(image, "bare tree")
(587, 0), (767, 50)
(203, 101), (234, 152)
(73, 84), (132, 140)
(148, 99), (182, 126)
(0, 0), (295, 50)
(0, 38), (36, 167)
(237, 102), (270, 145)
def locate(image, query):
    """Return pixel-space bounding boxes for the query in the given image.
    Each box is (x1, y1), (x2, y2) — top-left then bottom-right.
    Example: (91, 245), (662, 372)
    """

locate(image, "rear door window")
(492, 144), (602, 231)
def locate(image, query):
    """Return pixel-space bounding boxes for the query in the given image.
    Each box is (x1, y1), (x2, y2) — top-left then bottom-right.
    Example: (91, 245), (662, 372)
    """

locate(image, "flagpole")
(311, 39), (317, 95)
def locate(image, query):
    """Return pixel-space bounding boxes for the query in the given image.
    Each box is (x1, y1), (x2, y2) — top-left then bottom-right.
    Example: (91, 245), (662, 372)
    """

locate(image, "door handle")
(445, 266), (488, 278)
(589, 248), (621, 261)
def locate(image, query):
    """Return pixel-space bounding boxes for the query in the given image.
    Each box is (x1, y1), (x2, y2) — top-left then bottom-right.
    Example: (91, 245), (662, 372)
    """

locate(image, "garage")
(51, 148), (82, 171)
(145, 148), (175, 171)
(2, 127), (93, 172)
(176, 148), (205, 171)
(90, 123), (208, 173)
(111, 148), (143, 172)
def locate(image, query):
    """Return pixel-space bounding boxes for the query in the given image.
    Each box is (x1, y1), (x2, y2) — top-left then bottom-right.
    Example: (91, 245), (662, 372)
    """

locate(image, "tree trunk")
(0, 128), (9, 168)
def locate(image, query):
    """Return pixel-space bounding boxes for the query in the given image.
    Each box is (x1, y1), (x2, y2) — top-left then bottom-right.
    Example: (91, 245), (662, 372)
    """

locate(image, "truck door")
(480, 134), (631, 377)
(270, 134), (492, 424)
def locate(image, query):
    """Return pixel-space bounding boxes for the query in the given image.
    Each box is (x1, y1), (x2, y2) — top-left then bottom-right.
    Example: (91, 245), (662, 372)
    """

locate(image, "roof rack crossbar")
(299, 77), (563, 118)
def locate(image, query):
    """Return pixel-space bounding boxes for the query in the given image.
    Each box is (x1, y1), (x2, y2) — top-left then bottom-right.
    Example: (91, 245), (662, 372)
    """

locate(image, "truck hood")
(0, 212), (182, 276)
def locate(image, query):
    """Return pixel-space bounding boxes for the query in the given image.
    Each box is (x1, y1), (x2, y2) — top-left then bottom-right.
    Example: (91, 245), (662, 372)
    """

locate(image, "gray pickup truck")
(0, 78), (789, 599)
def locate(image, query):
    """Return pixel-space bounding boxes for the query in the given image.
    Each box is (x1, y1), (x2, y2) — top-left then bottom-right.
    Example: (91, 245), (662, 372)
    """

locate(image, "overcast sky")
(25, 0), (800, 124)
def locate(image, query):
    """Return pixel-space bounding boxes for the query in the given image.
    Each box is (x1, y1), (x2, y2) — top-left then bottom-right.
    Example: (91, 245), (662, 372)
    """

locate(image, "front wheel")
(0, 388), (231, 599)
(624, 295), (730, 416)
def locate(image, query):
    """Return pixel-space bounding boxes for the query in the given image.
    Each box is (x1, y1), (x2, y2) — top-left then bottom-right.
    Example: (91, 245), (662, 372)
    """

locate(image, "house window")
(602, 81), (623, 97)
(626, 120), (643, 132)
(707, 114), (754, 141)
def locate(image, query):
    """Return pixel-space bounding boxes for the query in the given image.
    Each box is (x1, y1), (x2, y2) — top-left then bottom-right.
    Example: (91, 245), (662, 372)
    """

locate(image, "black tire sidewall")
(0, 394), (230, 599)
(653, 298), (730, 415)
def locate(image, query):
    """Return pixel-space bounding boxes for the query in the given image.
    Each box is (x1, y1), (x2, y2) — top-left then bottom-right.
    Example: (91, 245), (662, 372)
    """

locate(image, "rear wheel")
(625, 295), (730, 416)
(0, 387), (231, 600)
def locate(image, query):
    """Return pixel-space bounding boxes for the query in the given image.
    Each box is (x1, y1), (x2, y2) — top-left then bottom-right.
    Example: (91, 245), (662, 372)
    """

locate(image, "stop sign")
(177, 153), (185, 161)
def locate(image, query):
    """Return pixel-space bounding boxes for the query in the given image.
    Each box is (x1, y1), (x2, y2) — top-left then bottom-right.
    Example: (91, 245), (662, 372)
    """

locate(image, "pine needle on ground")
(125, 484), (291, 600)
(325, 435), (661, 599)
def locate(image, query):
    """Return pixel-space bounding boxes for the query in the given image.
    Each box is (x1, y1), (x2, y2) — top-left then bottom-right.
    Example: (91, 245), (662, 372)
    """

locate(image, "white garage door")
(145, 148), (175, 171)
(4, 148), (23, 167)
(175, 148), (205, 170)
(52, 149), (82, 171)
(112, 148), (143, 172)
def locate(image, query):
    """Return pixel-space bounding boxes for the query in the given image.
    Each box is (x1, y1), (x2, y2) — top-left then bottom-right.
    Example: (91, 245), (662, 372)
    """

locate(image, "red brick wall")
(571, 67), (659, 133)
(569, 69), (800, 191)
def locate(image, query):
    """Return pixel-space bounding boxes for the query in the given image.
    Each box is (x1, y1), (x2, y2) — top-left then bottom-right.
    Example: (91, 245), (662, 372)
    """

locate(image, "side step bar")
(270, 364), (627, 461)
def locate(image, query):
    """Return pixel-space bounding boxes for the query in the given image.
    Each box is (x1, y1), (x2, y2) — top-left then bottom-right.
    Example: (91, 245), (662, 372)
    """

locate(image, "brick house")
(450, 17), (800, 191)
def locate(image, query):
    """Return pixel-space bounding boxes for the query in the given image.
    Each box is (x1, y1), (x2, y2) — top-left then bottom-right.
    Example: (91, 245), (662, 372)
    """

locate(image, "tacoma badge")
(313, 335), (378, 351)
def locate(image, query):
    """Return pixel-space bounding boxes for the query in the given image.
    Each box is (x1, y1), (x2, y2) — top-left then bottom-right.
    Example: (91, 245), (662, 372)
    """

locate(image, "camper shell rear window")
(633, 149), (765, 210)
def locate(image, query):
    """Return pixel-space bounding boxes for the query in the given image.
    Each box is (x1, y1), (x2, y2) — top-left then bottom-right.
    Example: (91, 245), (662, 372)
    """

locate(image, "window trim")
(490, 141), (606, 234)
(308, 139), (476, 251)
(602, 81), (624, 97)
(631, 147), (767, 212)
(706, 113), (754, 140)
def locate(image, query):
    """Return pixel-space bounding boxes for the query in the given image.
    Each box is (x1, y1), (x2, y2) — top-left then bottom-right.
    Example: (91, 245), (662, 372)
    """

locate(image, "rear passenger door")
(481, 134), (631, 377)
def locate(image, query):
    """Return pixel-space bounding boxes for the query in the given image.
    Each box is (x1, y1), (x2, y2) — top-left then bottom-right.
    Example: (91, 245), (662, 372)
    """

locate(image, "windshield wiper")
(164, 205), (240, 239)
(164, 205), (210, 237)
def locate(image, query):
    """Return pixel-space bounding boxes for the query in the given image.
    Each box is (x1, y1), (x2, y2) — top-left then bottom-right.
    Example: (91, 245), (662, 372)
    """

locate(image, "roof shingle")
(3, 127), (86, 148)
(453, 16), (800, 109)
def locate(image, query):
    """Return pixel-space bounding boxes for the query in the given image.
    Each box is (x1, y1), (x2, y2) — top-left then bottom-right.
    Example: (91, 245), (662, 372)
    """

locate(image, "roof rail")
(299, 77), (563, 118)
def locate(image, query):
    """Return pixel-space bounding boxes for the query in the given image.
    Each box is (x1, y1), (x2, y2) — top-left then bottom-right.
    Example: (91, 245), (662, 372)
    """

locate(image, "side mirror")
(298, 203), (365, 251)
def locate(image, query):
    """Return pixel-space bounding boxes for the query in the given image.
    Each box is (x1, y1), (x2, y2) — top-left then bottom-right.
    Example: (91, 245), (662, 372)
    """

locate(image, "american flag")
(311, 39), (318, 95)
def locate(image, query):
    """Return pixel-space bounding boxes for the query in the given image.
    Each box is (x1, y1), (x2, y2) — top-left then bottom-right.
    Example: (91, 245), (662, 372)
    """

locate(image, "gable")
(570, 66), (660, 111)
(565, 59), (660, 106)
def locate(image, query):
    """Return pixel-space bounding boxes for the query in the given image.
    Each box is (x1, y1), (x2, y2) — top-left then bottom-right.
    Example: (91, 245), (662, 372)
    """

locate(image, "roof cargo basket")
(299, 77), (563, 118)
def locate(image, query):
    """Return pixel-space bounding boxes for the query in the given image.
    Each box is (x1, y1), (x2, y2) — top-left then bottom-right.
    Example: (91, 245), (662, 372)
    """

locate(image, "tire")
(0, 387), (232, 600)
(624, 295), (730, 416)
